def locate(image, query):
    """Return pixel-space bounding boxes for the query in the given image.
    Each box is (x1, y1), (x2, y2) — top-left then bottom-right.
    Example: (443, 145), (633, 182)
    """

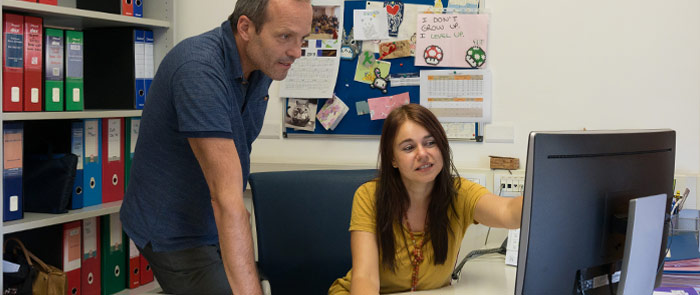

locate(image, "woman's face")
(392, 120), (444, 187)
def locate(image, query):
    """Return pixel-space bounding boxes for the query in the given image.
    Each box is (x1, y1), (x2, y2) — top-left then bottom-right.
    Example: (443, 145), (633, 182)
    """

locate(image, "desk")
(393, 254), (516, 295)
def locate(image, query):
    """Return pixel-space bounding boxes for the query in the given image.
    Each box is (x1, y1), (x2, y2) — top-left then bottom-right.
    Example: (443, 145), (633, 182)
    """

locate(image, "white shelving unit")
(0, 0), (174, 292)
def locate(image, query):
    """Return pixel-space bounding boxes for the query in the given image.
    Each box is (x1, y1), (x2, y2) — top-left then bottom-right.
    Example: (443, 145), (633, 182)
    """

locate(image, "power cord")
(451, 237), (507, 280)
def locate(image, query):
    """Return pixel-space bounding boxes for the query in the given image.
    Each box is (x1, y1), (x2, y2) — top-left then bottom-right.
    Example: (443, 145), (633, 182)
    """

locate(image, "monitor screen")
(515, 129), (675, 294)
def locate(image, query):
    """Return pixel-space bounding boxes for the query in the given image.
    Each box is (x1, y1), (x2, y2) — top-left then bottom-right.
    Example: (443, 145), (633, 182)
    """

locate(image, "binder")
(3, 122), (23, 221)
(65, 30), (84, 111)
(70, 121), (84, 209)
(100, 213), (126, 295)
(124, 117), (140, 189)
(134, 29), (146, 110)
(76, 0), (120, 14)
(83, 119), (102, 207)
(44, 28), (64, 111)
(139, 254), (154, 285)
(126, 237), (140, 288)
(23, 16), (42, 112)
(82, 217), (101, 295)
(84, 28), (144, 109)
(63, 221), (82, 295)
(144, 30), (154, 100)
(101, 118), (124, 203)
(3, 13), (24, 112)
(133, 0), (143, 18)
(121, 0), (133, 16)
(38, 0), (58, 4)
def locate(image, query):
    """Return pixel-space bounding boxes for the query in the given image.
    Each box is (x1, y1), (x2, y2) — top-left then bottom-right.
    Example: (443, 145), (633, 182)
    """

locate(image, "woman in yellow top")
(328, 104), (523, 294)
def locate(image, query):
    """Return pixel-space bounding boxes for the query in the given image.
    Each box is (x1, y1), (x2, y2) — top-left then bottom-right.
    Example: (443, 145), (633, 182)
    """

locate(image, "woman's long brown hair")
(375, 104), (460, 270)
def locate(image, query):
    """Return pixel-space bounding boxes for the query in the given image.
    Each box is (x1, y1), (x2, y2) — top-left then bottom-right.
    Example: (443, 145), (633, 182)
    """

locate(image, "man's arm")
(188, 137), (262, 295)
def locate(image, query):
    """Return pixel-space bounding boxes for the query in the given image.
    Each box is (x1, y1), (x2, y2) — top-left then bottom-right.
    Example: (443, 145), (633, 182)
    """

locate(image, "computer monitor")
(515, 129), (675, 294)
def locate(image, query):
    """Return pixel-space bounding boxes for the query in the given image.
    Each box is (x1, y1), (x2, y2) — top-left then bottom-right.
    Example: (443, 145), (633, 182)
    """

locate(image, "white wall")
(175, 0), (700, 173)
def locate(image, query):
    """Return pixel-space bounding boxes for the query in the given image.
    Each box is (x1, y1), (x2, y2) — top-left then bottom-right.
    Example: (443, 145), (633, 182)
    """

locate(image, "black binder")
(83, 28), (138, 109)
(76, 0), (121, 14)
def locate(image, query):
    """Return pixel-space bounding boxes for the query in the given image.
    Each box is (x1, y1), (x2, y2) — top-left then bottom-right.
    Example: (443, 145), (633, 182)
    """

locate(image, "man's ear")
(237, 15), (255, 41)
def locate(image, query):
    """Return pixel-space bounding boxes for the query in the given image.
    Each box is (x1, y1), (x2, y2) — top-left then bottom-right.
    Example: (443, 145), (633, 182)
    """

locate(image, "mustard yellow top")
(328, 178), (489, 294)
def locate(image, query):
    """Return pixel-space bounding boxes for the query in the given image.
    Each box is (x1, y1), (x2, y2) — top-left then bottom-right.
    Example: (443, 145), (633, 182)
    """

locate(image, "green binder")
(65, 30), (84, 111)
(44, 28), (64, 111)
(124, 117), (140, 189)
(101, 213), (126, 295)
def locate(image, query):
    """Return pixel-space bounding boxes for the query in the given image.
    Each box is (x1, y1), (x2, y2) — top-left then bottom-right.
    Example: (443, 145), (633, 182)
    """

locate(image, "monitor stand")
(617, 193), (667, 294)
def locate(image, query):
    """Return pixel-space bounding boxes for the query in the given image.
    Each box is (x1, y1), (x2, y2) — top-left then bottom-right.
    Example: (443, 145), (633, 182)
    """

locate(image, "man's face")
(245, 0), (312, 80)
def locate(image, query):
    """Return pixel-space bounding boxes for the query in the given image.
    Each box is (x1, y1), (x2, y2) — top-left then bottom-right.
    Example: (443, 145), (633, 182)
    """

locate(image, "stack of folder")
(659, 231), (700, 291)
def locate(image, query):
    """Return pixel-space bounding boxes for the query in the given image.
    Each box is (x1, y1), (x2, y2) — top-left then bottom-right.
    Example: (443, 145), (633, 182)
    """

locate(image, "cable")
(451, 238), (507, 280)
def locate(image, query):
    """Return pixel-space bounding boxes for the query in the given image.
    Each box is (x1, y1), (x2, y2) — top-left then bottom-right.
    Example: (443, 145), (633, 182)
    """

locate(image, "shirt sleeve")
(349, 182), (377, 233)
(458, 178), (490, 228)
(171, 61), (234, 137)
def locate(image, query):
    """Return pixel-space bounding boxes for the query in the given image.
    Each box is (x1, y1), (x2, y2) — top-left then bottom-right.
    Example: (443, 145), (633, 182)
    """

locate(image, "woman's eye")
(425, 140), (436, 147)
(402, 145), (414, 152)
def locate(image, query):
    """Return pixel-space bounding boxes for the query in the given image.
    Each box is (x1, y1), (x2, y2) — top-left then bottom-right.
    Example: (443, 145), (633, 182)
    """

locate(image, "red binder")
(127, 239), (140, 288)
(81, 217), (101, 295)
(3, 13), (24, 112)
(63, 221), (82, 295)
(101, 118), (125, 203)
(23, 16), (42, 112)
(121, 0), (133, 16)
(140, 254), (154, 285)
(38, 0), (58, 4)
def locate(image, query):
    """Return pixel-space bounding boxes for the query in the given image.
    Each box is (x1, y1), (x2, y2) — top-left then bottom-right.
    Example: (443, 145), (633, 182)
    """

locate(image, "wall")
(175, 0), (700, 173)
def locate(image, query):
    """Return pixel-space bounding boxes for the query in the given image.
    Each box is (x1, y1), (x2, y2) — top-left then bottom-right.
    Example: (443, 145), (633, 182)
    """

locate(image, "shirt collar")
(221, 20), (244, 81)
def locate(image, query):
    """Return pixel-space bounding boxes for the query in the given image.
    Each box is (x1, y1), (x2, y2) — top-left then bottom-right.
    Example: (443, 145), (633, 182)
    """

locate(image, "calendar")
(419, 69), (491, 122)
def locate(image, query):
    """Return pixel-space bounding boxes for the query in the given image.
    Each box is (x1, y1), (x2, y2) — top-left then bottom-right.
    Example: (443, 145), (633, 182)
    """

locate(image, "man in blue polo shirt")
(120, 0), (312, 293)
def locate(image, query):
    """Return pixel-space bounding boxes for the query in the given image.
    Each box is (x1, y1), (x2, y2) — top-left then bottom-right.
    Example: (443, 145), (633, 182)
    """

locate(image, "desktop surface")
(392, 254), (516, 295)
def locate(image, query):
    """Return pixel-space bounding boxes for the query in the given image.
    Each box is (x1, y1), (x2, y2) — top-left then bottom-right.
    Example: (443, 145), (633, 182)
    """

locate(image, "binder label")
(11, 87), (19, 102)
(31, 88), (38, 103)
(52, 88), (60, 102)
(83, 217), (97, 259)
(109, 213), (123, 252)
(73, 88), (80, 102)
(72, 125), (84, 170)
(3, 131), (22, 170)
(108, 119), (121, 161)
(130, 118), (140, 154)
(85, 120), (99, 163)
(10, 196), (18, 212)
(4, 27), (23, 68)
(45, 33), (64, 81)
(64, 226), (82, 271)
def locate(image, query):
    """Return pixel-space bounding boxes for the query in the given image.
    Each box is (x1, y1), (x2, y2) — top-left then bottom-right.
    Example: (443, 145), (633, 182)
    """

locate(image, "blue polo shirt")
(120, 21), (272, 252)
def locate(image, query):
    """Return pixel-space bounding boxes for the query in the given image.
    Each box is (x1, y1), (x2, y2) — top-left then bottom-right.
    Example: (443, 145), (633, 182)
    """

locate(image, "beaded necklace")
(404, 217), (424, 292)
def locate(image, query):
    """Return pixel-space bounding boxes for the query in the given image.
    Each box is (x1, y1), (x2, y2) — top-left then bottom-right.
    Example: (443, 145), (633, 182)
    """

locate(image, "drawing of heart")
(386, 4), (400, 15)
(380, 43), (397, 55)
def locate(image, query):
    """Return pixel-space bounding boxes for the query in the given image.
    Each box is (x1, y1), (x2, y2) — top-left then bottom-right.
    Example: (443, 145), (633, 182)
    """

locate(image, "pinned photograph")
(285, 98), (318, 131)
(310, 5), (341, 40)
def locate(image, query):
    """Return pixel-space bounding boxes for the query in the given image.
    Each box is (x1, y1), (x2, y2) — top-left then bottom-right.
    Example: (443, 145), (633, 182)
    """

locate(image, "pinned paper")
(353, 9), (389, 40)
(317, 95), (349, 130)
(355, 57), (391, 84)
(364, 2), (430, 55)
(415, 13), (489, 68)
(356, 101), (370, 115)
(378, 40), (412, 59)
(368, 92), (410, 120)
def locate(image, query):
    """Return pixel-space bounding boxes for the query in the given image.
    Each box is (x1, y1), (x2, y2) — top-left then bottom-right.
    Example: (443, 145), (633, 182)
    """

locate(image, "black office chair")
(249, 169), (377, 295)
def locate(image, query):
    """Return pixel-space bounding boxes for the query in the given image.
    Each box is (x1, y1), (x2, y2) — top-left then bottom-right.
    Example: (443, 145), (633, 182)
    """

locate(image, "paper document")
(419, 69), (492, 122)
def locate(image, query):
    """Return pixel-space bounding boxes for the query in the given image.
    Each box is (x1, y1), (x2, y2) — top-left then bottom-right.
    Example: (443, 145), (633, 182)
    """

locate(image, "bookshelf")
(0, 0), (174, 292)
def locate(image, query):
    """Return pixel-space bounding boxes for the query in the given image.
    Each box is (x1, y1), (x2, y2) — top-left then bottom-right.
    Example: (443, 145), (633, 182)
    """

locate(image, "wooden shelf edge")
(2, 0), (170, 28)
(3, 201), (122, 234)
(2, 110), (143, 121)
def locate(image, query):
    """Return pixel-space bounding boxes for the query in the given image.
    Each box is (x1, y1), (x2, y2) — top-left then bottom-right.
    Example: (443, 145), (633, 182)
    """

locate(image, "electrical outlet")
(493, 172), (525, 197)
